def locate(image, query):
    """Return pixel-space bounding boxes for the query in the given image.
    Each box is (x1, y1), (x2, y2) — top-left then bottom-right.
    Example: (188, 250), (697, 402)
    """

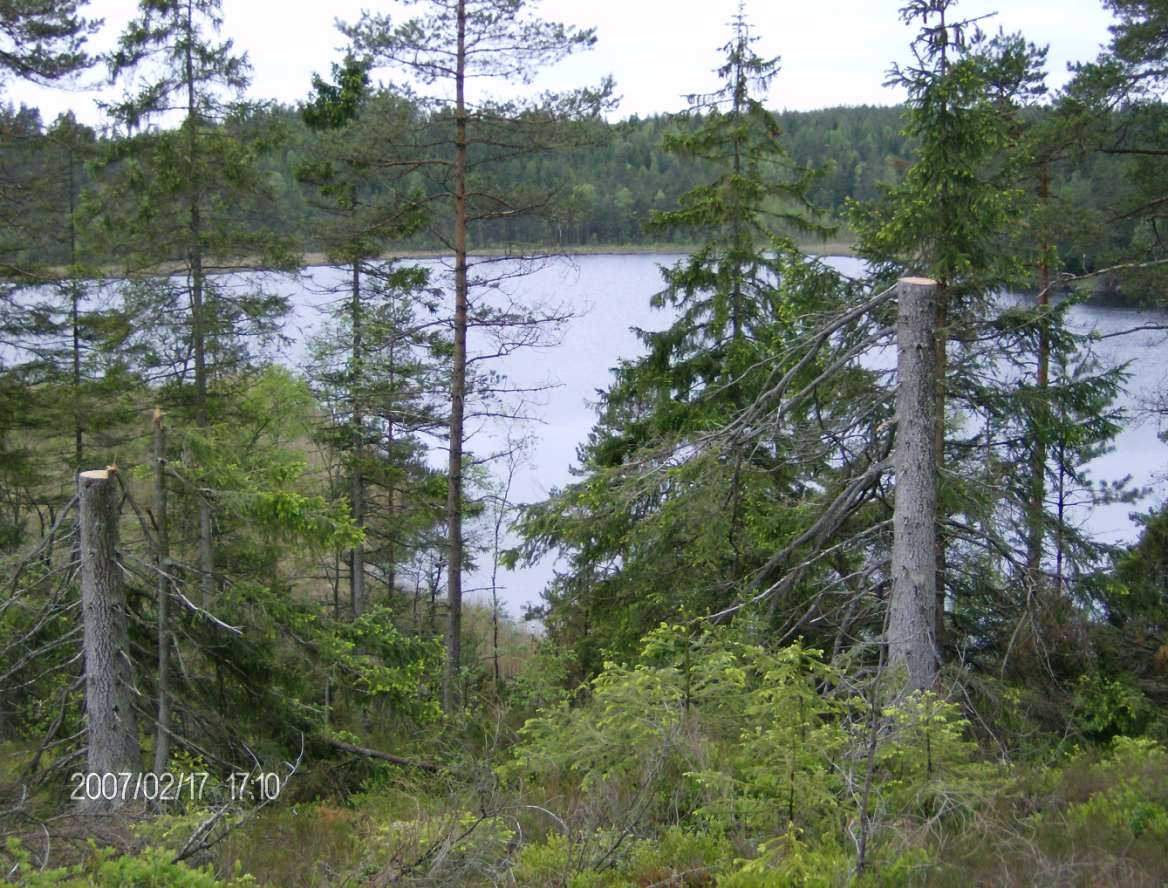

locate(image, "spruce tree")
(299, 59), (447, 616)
(1060, 0), (1168, 300)
(0, 0), (97, 86)
(103, 0), (291, 601)
(854, 1), (1124, 685)
(512, 10), (880, 667)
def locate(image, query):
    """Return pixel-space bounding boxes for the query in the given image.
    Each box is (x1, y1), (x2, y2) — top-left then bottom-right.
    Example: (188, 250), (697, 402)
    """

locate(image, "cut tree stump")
(888, 278), (940, 693)
(79, 468), (141, 809)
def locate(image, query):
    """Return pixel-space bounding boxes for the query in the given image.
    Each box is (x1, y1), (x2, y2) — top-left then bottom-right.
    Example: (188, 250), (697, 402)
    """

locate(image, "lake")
(282, 253), (1168, 616)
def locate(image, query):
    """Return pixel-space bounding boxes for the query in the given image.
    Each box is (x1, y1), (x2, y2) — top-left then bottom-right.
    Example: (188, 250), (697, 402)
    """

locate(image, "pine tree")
(342, 0), (612, 709)
(0, 0), (99, 550)
(35, 115), (137, 480)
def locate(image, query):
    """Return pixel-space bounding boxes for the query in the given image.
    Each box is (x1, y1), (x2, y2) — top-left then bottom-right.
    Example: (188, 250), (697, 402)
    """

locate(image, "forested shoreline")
(3, 98), (1157, 284)
(3, 0), (1168, 885)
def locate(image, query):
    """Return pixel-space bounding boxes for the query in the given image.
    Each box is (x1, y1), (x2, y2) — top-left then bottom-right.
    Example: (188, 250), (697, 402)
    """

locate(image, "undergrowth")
(3, 622), (1165, 886)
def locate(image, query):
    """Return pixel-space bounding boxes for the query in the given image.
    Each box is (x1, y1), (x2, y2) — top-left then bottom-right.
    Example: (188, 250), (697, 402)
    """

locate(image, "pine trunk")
(185, 2), (214, 606)
(152, 411), (172, 775)
(350, 260), (366, 617)
(1026, 160), (1052, 592)
(443, 0), (469, 713)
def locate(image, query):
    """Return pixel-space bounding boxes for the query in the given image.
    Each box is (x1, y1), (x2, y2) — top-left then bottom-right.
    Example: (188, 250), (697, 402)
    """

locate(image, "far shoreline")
(30, 240), (858, 280)
(306, 239), (860, 263)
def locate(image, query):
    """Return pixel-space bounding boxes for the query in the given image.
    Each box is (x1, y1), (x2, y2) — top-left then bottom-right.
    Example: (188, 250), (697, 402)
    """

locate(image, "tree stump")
(79, 469), (141, 809)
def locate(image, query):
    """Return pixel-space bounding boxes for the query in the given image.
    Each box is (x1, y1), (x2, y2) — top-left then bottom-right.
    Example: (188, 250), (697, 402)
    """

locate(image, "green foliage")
(501, 637), (575, 715)
(1071, 673), (1155, 740)
(716, 831), (858, 888)
(506, 624), (706, 795)
(325, 607), (444, 718)
(205, 586), (442, 746)
(689, 641), (847, 836)
(5, 838), (253, 887)
(938, 736), (1168, 885)
(1059, 0), (1168, 302)
(505, 623), (1005, 884)
(1063, 737), (1168, 839)
(0, 0), (98, 84)
(511, 15), (881, 665)
(1103, 501), (1168, 630)
(874, 691), (995, 824)
(511, 826), (734, 887)
(168, 366), (363, 579)
(855, 2), (1046, 295)
(301, 56), (370, 132)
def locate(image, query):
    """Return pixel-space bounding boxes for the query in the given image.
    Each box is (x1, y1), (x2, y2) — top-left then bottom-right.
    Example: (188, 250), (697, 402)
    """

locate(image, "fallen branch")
(324, 737), (440, 773)
(173, 736), (306, 865)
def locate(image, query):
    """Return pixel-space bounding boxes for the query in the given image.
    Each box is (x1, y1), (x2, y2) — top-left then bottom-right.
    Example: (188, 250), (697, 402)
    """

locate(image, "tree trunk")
(1026, 159), (1052, 593)
(889, 278), (939, 693)
(68, 146), (83, 476)
(152, 411), (172, 775)
(386, 341), (398, 597)
(932, 289), (947, 659)
(185, 2), (213, 606)
(350, 259), (366, 617)
(444, 0), (468, 713)
(69, 151), (84, 570)
(79, 469), (141, 807)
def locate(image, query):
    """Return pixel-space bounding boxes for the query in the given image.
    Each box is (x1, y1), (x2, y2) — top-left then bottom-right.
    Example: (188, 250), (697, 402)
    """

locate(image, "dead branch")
(323, 737), (440, 773)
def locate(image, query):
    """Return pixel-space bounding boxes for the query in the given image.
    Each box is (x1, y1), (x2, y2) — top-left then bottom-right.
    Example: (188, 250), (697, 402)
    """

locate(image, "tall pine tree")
(343, 0), (612, 709)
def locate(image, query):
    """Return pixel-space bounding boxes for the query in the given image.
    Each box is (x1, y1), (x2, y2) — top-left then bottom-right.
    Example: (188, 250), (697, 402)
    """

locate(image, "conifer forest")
(3, 0), (1168, 884)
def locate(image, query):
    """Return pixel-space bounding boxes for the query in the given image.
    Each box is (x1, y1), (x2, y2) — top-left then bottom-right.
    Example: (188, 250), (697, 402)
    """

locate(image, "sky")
(5, 0), (1120, 126)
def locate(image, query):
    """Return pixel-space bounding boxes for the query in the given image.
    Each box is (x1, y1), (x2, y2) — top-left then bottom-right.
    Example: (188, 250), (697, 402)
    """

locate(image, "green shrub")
(1070, 674), (1155, 740)
(1060, 736), (1168, 851)
(510, 826), (733, 887)
(5, 839), (253, 887)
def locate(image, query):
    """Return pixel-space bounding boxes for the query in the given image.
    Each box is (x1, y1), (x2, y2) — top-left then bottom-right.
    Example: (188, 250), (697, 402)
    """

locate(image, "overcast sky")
(6, 0), (1119, 125)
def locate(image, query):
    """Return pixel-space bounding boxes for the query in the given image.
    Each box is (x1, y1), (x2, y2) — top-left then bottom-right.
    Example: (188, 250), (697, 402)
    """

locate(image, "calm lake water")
(281, 253), (1168, 615)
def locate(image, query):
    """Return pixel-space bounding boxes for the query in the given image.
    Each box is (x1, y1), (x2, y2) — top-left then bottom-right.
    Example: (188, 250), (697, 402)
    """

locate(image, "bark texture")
(1026, 159), (1052, 592)
(889, 278), (940, 693)
(443, 0), (468, 713)
(350, 259), (366, 617)
(79, 469), (141, 807)
(152, 411), (172, 775)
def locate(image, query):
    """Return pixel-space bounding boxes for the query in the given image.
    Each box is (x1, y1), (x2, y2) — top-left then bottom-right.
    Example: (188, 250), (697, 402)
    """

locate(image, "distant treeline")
(272, 101), (1148, 272)
(264, 103), (914, 249)
(0, 99), (1147, 275)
